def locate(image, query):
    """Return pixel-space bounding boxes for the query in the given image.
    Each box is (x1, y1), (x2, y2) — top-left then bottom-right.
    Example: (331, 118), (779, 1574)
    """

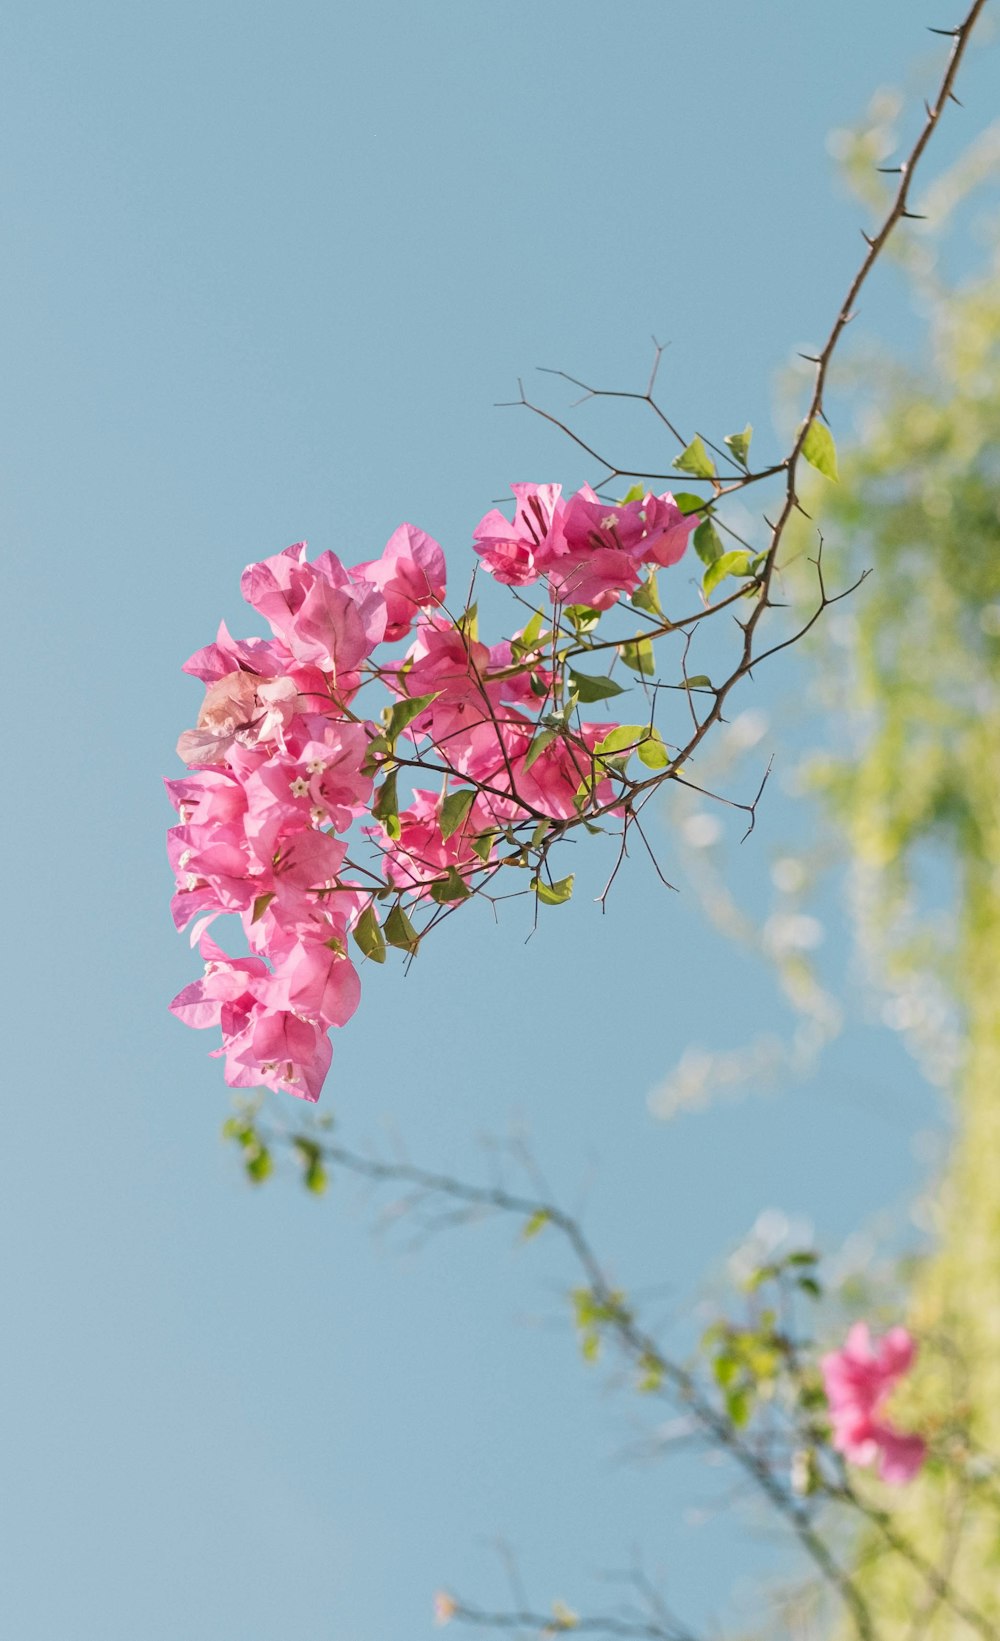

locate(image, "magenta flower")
(353, 523), (447, 643)
(473, 483), (562, 587)
(821, 1323), (927, 1485)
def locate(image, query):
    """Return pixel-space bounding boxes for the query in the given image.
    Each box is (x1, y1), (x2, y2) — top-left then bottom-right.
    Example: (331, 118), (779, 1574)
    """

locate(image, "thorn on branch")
(901, 210), (927, 220)
(927, 25), (961, 35)
(948, 90), (964, 105)
(797, 352), (821, 364)
(875, 165), (905, 174)
(860, 230), (875, 248)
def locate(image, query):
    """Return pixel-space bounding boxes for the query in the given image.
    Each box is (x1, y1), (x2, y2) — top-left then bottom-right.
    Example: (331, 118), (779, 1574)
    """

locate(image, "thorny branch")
(352, 1), (989, 942)
(257, 1124), (999, 1640)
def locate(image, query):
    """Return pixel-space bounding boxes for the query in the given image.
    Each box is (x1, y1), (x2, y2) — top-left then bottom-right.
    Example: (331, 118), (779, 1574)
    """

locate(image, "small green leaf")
(581, 1331), (601, 1363)
(693, 518), (724, 567)
(631, 572), (661, 615)
(511, 609), (545, 656)
(595, 724), (643, 758)
(521, 1208), (551, 1240)
(470, 830), (496, 864)
(251, 892), (275, 924)
(352, 904), (386, 963)
(724, 424), (753, 467)
(568, 668), (626, 703)
(713, 1353), (738, 1388)
(246, 1147), (273, 1184)
(385, 903), (420, 954)
(304, 1157), (328, 1194)
(361, 732), (391, 776)
(801, 418), (839, 481)
(532, 873), (574, 906)
(565, 604), (601, 635)
(797, 1275), (822, 1299)
(619, 482), (645, 504)
(674, 492), (710, 516)
(384, 692), (438, 743)
(372, 770), (400, 838)
(680, 675), (713, 691)
(457, 602), (478, 641)
(726, 1386), (752, 1428)
(674, 435), (716, 479)
(618, 637), (655, 676)
(636, 727), (670, 769)
(638, 1352), (664, 1392)
(702, 550), (753, 599)
(430, 868), (472, 904)
(439, 787), (476, 840)
(523, 728), (557, 772)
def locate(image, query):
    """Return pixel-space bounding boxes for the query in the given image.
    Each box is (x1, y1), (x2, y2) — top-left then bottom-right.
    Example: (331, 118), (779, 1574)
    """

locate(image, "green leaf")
(674, 435), (716, 479)
(251, 891), (275, 924)
(361, 732), (391, 776)
(618, 637), (655, 676)
(595, 724), (644, 758)
(430, 868), (472, 904)
(724, 423), (753, 467)
(725, 1386), (752, 1428)
(702, 549), (753, 599)
(384, 692), (438, 743)
(680, 675), (713, 691)
(565, 605), (601, 635)
(619, 482), (645, 504)
(636, 727), (670, 769)
(631, 572), (661, 616)
(352, 904), (386, 964)
(693, 518), (724, 567)
(470, 830), (496, 864)
(304, 1157), (328, 1194)
(372, 770), (400, 838)
(523, 728), (558, 772)
(579, 1327), (600, 1363)
(713, 1353), (738, 1388)
(568, 668), (626, 703)
(521, 1208), (551, 1240)
(439, 787), (476, 840)
(638, 1352), (664, 1392)
(384, 903), (420, 954)
(246, 1147), (273, 1184)
(674, 492), (710, 516)
(797, 1275), (822, 1299)
(511, 609), (545, 656)
(801, 417), (839, 481)
(457, 602), (478, 641)
(532, 873), (574, 906)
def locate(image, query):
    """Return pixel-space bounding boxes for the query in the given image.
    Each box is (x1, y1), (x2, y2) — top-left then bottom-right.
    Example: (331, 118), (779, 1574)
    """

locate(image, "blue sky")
(1, 4), (996, 1637)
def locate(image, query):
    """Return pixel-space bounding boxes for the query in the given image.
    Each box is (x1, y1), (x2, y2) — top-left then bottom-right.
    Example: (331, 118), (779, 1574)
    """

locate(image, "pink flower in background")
(821, 1323), (927, 1485)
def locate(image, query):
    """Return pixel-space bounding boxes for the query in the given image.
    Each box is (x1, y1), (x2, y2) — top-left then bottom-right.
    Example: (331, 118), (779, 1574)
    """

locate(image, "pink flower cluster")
(168, 488), (694, 1103)
(473, 481), (695, 609)
(821, 1323), (927, 1485)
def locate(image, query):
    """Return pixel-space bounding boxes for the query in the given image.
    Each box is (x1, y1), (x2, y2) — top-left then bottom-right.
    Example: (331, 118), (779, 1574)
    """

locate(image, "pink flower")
(377, 788), (489, 896)
(473, 483), (562, 586)
(542, 485), (694, 611)
(353, 523), (447, 643)
(176, 672), (300, 766)
(241, 542), (386, 683)
(821, 1323), (926, 1485)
